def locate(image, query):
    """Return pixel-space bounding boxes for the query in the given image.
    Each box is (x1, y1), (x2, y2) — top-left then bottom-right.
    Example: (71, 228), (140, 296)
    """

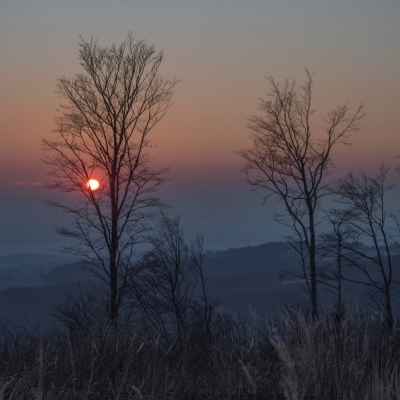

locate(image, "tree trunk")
(385, 286), (394, 333)
(309, 208), (318, 321)
(335, 238), (342, 326)
(110, 166), (119, 329)
(110, 249), (118, 329)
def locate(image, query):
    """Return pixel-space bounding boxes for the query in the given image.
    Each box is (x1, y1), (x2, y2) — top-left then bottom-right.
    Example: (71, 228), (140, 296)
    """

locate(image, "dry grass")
(0, 305), (399, 399)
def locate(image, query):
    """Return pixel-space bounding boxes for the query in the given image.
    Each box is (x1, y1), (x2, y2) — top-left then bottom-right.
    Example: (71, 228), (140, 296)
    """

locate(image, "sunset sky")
(1, 0), (399, 253)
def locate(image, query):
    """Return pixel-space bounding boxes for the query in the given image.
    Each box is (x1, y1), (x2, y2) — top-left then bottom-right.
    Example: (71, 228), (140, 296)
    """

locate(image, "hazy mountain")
(0, 281), (93, 327)
(0, 255), (80, 290)
(43, 261), (95, 284)
(0, 253), (76, 269)
(204, 241), (298, 275)
(0, 241), (399, 328)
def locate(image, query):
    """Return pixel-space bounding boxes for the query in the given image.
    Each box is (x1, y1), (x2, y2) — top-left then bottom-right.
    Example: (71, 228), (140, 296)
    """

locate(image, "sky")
(0, 0), (399, 253)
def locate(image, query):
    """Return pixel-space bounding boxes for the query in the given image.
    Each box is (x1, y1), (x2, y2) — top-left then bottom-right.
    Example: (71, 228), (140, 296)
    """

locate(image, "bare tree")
(42, 33), (178, 328)
(128, 213), (216, 344)
(189, 235), (217, 345)
(317, 208), (357, 325)
(334, 164), (400, 333)
(238, 68), (365, 319)
(129, 213), (200, 343)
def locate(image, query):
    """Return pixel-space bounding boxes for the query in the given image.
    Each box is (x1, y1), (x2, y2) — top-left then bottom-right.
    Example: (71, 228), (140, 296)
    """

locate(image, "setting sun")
(87, 179), (99, 191)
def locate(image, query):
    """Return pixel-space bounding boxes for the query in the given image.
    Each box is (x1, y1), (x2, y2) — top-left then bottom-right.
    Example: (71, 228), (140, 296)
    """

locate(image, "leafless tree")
(42, 33), (178, 328)
(127, 213), (216, 344)
(333, 164), (400, 333)
(141, 213), (196, 340)
(238, 68), (365, 319)
(52, 287), (110, 337)
(317, 208), (357, 325)
(189, 235), (217, 345)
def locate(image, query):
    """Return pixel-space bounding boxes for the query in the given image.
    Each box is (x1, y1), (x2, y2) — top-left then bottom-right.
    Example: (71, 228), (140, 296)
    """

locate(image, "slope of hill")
(0, 253), (76, 269)
(43, 261), (95, 284)
(1, 242), (399, 328)
(0, 280), (94, 328)
(204, 241), (298, 275)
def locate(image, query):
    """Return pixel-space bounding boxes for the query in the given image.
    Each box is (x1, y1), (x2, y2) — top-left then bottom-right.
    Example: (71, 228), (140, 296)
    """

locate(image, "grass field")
(0, 304), (399, 399)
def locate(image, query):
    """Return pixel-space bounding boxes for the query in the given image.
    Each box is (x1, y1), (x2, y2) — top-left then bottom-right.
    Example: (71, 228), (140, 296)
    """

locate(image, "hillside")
(0, 241), (399, 327)
(204, 241), (298, 275)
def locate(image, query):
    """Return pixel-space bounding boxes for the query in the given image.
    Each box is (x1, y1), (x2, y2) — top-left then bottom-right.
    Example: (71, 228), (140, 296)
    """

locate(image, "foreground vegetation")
(0, 305), (399, 400)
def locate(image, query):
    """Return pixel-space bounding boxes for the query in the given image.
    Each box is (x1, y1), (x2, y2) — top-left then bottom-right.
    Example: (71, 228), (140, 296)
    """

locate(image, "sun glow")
(87, 179), (100, 191)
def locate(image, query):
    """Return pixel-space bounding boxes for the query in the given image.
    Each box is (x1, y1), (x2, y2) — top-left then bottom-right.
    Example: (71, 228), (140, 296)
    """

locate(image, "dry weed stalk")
(239, 358), (257, 396)
(270, 327), (299, 400)
(128, 384), (143, 399)
(35, 338), (44, 400)
(1, 305), (400, 399)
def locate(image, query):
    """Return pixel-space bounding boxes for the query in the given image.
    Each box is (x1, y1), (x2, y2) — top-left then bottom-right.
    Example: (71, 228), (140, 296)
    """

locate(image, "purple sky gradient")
(1, 0), (399, 253)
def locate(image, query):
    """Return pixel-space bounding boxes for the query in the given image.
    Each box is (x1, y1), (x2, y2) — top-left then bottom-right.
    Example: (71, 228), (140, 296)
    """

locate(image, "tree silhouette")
(333, 164), (399, 333)
(238, 68), (365, 319)
(42, 33), (178, 328)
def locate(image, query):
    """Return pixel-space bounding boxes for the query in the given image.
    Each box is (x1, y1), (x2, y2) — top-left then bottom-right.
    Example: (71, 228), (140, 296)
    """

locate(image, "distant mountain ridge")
(1, 241), (399, 328)
(204, 241), (298, 275)
(0, 253), (76, 269)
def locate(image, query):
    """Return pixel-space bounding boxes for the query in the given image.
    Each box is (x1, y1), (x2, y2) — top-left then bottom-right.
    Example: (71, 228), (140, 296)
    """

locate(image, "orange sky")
(1, 0), (399, 252)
